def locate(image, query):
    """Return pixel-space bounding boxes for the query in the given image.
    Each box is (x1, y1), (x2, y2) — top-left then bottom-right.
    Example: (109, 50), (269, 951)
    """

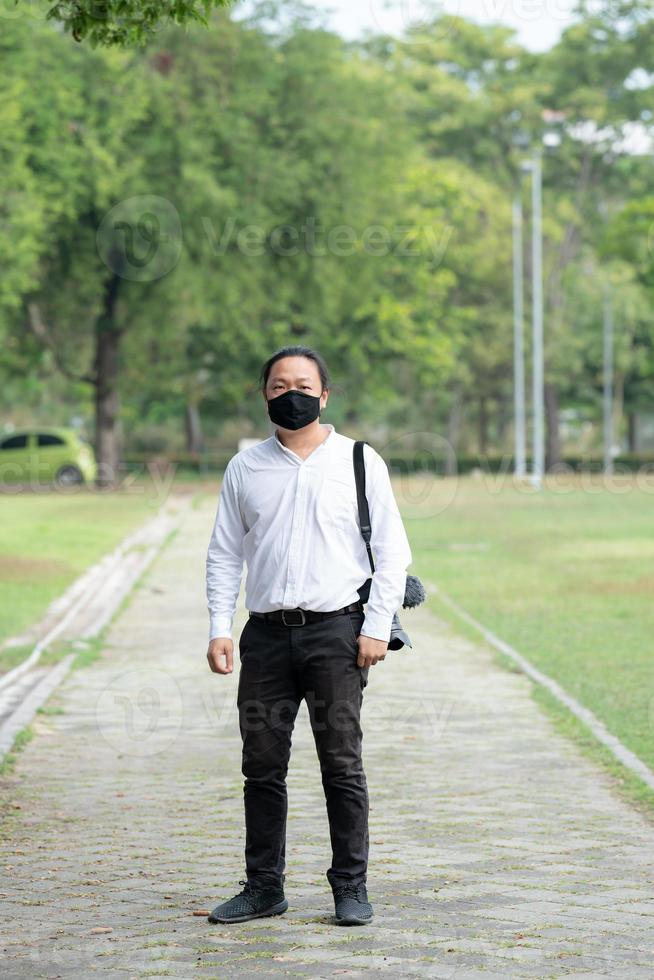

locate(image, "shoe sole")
(207, 898), (288, 924)
(335, 913), (373, 926)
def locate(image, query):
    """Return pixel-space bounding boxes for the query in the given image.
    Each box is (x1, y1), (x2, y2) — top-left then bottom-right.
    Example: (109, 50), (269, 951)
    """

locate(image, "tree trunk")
(613, 372), (624, 454)
(496, 394), (511, 451)
(627, 412), (638, 453)
(94, 274), (122, 488)
(544, 381), (562, 471)
(185, 400), (204, 454)
(445, 383), (463, 477)
(478, 396), (488, 457)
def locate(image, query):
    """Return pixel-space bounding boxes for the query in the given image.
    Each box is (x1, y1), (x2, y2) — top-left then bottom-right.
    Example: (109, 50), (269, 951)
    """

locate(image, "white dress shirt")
(205, 423), (413, 643)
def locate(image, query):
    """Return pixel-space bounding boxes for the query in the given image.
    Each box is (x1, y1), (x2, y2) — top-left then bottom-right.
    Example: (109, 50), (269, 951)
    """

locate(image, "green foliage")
(2, 0), (654, 455)
(43, 0), (232, 47)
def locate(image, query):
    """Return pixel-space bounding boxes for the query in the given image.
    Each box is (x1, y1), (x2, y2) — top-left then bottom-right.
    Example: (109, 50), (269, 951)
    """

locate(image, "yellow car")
(0, 427), (97, 488)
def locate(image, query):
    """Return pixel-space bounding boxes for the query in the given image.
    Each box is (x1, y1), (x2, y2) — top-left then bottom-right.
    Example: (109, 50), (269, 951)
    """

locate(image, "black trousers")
(236, 606), (370, 891)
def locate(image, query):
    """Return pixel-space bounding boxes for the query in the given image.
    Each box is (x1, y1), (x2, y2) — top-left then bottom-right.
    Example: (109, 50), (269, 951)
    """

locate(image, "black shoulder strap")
(353, 440), (375, 574)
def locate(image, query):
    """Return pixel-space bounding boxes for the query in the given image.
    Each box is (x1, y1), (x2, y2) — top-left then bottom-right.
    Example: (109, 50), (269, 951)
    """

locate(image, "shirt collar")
(273, 423), (335, 463)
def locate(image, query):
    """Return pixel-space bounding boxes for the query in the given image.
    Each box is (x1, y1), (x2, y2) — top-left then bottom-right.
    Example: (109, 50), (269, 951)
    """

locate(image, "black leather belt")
(249, 600), (364, 627)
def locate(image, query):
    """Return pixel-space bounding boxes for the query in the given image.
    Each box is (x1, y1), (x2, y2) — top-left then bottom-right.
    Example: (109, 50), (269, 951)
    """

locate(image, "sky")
(307, 0), (578, 51)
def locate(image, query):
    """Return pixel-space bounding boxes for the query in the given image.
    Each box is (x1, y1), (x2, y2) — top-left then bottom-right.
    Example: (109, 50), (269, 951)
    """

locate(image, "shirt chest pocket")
(315, 475), (360, 533)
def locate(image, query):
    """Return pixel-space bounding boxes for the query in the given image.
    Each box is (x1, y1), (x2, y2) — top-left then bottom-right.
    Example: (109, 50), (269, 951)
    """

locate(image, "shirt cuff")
(359, 611), (394, 643)
(209, 613), (233, 642)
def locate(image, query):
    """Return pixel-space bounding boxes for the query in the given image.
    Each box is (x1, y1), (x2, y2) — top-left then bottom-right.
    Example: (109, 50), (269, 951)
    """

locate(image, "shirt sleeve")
(359, 445), (413, 643)
(205, 458), (246, 642)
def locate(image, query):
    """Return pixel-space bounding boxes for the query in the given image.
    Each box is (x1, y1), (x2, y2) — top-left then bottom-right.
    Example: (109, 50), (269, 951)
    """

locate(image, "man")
(205, 344), (413, 926)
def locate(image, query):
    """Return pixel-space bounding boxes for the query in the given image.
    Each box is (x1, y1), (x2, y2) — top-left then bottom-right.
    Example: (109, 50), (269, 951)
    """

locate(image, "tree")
(126, 4), (428, 442)
(5, 0), (654, 466)
(14, 1), (233, 46)
(3, 19), (156, 484)
(379, 8), (654, 462)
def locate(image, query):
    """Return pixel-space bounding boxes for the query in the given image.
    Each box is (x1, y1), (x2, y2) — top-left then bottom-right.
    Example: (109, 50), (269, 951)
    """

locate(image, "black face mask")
(267, 388), (322, 430)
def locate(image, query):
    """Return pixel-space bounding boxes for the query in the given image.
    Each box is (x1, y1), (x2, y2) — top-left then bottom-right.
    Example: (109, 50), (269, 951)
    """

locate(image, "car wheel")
(54, 464), (84, 487)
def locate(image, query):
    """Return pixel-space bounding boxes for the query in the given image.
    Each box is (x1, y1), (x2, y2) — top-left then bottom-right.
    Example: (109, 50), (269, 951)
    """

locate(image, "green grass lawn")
(397, 470), (654, 778)
(0, 484), (171, 649)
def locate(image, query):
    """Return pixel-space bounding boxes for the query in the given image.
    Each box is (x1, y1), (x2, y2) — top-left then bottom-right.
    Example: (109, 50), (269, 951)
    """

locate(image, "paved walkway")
(1, 498), (653, 978)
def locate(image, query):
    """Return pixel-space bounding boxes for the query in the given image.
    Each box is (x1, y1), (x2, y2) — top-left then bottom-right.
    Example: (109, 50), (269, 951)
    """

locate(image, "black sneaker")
(332, 880), (374, 925)
(208, 878), (288, 923)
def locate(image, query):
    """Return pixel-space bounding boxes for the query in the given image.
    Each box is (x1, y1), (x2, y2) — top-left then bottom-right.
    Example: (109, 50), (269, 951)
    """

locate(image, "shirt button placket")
(284, 466), (304, 607)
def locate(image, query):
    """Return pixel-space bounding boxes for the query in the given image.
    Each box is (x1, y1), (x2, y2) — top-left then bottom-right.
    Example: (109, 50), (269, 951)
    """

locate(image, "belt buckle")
(281, 608), (306, 627)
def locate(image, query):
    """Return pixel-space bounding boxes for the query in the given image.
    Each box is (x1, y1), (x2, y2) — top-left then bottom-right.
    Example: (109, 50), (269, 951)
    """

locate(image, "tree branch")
(26, 302), (97, 386)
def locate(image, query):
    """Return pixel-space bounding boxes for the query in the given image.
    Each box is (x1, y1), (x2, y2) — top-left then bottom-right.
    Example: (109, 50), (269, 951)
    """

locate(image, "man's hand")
(207, 637), (233, 674)
(356, 633), (388, 668)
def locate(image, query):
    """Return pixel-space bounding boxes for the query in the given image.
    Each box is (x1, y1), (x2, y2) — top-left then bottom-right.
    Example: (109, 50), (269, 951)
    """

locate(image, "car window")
(37, 434), (65, 447)
(0, 435), (28, 450)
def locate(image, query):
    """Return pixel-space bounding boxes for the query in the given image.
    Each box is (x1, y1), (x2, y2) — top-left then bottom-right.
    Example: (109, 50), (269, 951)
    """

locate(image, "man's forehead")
(270, 359), (319, 381)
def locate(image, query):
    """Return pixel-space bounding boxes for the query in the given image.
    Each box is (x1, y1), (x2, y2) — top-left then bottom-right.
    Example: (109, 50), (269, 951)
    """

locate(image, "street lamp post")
(514, 114), (562, 490)
(512, 194), (527, 478)
(530, 149), (545, 488)
(603, 282), (614, 475)
(518, 152), (545, 489)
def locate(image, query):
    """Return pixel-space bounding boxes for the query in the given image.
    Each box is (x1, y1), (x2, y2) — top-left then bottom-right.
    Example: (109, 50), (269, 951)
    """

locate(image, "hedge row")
(121, 451), (654, 476)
